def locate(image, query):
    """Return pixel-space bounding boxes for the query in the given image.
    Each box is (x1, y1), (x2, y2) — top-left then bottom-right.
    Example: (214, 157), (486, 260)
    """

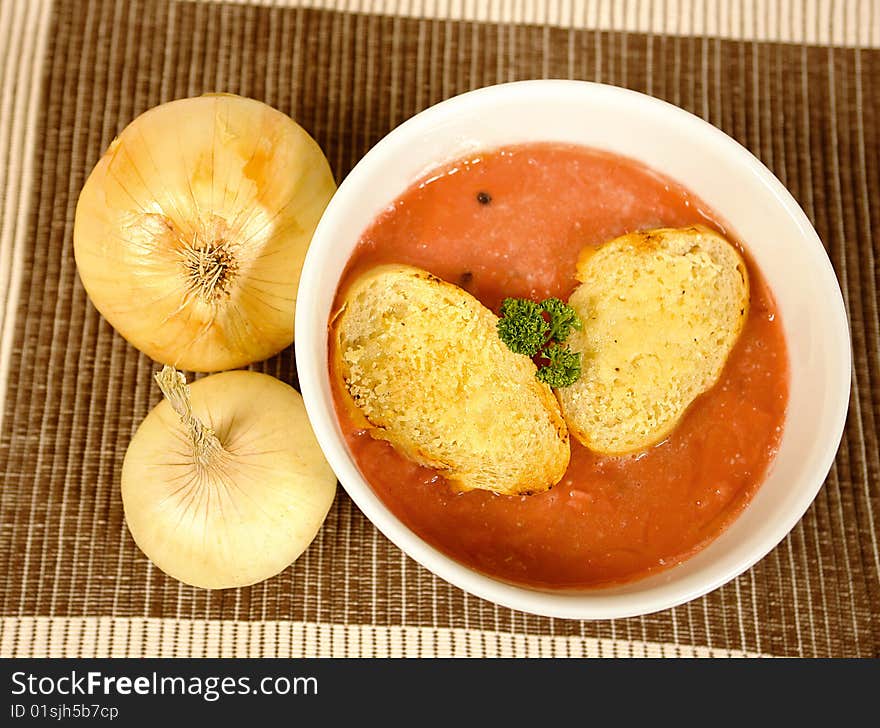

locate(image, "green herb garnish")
(535, 344), (581, 388)
(497, 298), (549, 356)
(496, 296), (583, 387)
(541, 297), (583, 342)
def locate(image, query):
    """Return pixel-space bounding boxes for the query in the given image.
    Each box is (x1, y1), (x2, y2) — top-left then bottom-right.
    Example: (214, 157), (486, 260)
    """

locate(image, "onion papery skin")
(121, 371), (337, 589)
(74, 94), (336, 372)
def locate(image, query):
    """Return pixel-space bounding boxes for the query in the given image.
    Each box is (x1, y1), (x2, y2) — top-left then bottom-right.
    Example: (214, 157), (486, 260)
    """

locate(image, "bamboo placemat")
(0, 0), (878, 658)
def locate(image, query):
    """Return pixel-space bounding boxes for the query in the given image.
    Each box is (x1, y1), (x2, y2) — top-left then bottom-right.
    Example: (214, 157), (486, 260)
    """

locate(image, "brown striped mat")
(0, 0), (878, 658)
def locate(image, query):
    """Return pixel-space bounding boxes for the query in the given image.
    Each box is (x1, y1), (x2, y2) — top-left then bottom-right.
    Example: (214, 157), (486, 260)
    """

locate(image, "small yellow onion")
(74, 94), (335, 371)
(122, 367), (337, 589)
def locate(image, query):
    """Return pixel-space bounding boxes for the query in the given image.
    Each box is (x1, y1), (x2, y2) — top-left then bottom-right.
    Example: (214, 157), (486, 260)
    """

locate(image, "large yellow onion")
(122, 367), (337, 589)
(74, 94), (335, 371)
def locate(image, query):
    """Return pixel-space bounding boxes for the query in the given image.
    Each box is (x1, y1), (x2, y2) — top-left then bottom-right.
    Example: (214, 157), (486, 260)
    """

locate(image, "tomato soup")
(331, 143), (789, 589)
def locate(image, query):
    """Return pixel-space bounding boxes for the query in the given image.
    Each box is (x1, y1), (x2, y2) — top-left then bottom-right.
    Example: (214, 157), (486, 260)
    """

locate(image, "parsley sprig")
(536, 343), (581, 388)
(497, 297), (583, 387)
(497, 299), (548, 356)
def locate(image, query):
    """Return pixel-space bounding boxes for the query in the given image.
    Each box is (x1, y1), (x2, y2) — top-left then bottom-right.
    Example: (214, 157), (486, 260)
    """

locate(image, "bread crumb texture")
(333, 265), (570, 495)
(559, 225), (750, 455)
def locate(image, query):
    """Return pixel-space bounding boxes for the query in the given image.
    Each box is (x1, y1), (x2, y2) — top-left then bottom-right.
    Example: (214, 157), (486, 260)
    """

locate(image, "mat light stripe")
(0, 617), (767, 658)
(207, 0), (880, 48)
(0, 0), (53, 439)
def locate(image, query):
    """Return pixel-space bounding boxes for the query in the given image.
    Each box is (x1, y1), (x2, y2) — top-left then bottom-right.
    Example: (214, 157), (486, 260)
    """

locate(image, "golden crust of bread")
(331, 265), (570, 495)
(558, 225), (750, 455)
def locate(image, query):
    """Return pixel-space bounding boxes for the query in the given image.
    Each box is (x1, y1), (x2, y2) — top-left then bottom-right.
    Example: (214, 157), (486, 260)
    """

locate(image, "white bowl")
(295, 80), (851, 620)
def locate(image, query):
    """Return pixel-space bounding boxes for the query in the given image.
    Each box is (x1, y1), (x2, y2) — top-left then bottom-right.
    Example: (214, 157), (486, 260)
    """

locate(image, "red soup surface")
(331, 143), (789, 589)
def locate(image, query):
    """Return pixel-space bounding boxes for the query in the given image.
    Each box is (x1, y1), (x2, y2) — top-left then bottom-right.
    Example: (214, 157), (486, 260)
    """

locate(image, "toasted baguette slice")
(558, 225), (750, 455)
(331, 265), (570, 495)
